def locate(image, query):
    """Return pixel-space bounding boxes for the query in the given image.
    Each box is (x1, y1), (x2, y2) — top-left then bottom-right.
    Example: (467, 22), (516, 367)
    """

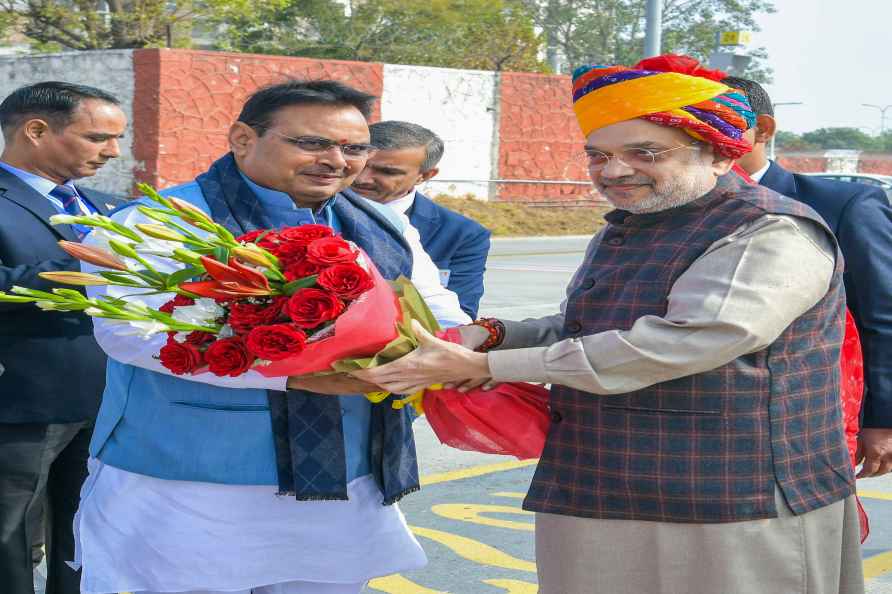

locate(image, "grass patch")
(433, 195), (610, 237)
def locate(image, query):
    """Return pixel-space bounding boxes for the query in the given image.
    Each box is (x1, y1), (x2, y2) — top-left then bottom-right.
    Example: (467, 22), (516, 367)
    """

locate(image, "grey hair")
(368, 120), (444, 172)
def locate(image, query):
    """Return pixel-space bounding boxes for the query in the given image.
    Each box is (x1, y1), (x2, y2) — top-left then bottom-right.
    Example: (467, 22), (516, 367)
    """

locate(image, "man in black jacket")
(0, 82), (126, 594)
(726, 76), (892, 479)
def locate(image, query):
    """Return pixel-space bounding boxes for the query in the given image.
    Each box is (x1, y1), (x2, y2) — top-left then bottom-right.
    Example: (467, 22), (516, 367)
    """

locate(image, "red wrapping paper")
(841, 309), (869, 543)
(254, 255), (402, 377)
(421, 328), (550, 459)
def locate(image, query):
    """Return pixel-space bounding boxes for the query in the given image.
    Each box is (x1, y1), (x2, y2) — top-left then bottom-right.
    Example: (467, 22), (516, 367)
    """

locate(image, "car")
(803, 172), (892, 202)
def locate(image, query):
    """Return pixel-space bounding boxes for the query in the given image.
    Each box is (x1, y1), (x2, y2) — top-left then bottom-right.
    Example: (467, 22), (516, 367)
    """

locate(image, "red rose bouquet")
(0, 184), (425, 383)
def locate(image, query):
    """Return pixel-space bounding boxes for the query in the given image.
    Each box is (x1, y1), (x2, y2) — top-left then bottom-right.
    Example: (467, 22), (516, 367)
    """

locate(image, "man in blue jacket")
(0, 81), (126, 594)
(351, 120), (491, 318)
(726, 76), (892, 478)
(72, 80), (474, 594)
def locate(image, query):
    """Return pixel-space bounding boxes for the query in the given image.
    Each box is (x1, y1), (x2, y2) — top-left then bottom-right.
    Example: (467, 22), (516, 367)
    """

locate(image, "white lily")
(171, 298), (224, 326)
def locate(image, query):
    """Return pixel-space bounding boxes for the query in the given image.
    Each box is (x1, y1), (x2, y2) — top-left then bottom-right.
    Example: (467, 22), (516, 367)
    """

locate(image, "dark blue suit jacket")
(408, 191), (490, 318)
(0, 166), (123, 423)
(760, 161), (892, 427)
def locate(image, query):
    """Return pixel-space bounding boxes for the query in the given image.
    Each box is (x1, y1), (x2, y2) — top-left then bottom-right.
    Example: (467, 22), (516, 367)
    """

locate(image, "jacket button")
(551, 411), (563, 423)
(581, 278), (595, 290)
(606, 236), (624, 246)
(567, 321), (582, 333)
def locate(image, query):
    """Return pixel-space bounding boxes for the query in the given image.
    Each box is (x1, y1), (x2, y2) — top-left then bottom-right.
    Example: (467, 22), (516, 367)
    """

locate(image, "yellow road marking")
(432, 503), (534, 531)
(864, 551), (892, 580)
(367, 574), (447, 593)
(410, 525), (537, 573)
(858, 490), (892, 501)
(492, 491), (526, 499)
(484, 579), (540, 593)
(420, 459), (538, 486)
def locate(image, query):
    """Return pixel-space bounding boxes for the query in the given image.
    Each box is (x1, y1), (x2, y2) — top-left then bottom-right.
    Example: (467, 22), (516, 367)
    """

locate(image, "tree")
(800, 128), (881, 152)
(210, 0), (547, 72)
(774, 130), (818, 152)
(0, 0), (250, 50)
(522, 0), (775, 81)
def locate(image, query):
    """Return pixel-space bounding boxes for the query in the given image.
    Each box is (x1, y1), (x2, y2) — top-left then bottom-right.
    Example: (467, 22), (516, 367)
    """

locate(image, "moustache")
(599, 176), (654, 187)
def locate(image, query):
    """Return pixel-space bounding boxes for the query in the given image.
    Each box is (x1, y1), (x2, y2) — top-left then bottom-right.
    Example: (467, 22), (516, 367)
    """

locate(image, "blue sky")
(751, 0), (892, 134)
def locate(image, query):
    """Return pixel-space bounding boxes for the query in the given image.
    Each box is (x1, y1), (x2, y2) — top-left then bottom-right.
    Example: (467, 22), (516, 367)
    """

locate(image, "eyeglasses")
(583, 143), (701, 170)
(262, 130), (378, 160)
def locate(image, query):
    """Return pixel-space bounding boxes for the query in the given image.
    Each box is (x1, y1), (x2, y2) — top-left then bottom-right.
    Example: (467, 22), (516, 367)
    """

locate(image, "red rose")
(246, 324), (307, 361)
(227, 297), (287, 334)
(284, 259), (323, 282)
(274, 241), (308, 264)
(159, 338), (204, 375)
(204, 336), (253, 377)
(278, 224), (334, 244)
(306, 237), (358, 265)
(317, 263), (374, 299)
(158, 294), (195, 314)
(237, 229), (279, 249)
(184, 330), (216, 346)
(286, 288), (345, 329)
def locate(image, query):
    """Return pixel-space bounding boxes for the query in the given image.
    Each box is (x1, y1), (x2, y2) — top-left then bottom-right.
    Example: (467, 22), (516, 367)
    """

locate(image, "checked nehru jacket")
(523, 173), (854, 523)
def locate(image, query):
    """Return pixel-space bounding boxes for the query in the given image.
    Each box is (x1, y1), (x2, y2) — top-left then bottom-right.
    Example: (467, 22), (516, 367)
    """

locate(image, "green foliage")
(210, 0), (547, 72)
(801, 128), (880, 151)
(522, 0), (775, 82)
(776, 128), (892, 153)
(774, 130), (818, 152)
(0, 0), (249, 50)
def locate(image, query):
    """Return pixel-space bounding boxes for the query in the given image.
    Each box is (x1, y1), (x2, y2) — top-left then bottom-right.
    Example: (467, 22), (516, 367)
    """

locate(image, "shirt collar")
(0, 161), (67, 198)
(750, 160), (772, 183)
(237, 170), (334, 223)
(387, 189), (417, 214)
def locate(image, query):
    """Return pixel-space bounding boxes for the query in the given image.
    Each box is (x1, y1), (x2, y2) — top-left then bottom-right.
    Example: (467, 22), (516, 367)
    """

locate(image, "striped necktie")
(49, 184), (90, 239)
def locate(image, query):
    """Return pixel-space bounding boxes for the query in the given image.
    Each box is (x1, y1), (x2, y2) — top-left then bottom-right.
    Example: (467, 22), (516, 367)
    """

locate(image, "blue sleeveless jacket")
(89, 181), (415, 488)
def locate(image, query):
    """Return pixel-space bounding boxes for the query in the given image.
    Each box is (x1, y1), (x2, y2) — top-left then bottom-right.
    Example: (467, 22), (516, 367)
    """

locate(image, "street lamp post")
(769, 101), (804, 160)
(644, 0), (663, 57)
(862, 104), (892, 135)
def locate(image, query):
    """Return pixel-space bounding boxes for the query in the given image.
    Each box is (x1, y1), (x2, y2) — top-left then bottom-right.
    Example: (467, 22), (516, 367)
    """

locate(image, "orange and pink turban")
(572, 55), (756, 158)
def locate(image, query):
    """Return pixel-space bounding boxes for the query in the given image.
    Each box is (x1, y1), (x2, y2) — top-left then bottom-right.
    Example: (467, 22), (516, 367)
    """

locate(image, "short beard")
(598, 158), (717, 214)
(628, 172), (714, 213)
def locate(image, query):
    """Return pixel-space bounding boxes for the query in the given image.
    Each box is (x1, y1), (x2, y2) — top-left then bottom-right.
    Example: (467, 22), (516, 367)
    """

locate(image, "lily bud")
(172, 248), (204, 265)
(136, 224), (188, 243)
(38, 271), (109, 286)
(232, 246), (273, 268)
(168, 197), (212, 224)
(108, 240), (140, 260)
(48, 214), (80, 225)
(137, 205), (173, 223)
(58, 241), (129, 271)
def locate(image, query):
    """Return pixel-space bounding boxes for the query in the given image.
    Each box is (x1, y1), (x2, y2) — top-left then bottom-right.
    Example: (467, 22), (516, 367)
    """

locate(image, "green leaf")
(164, 266), (203, 288)
(98, 271), (146, 286)
(282, 274), (318, 296)
(212, 246), (230, 263)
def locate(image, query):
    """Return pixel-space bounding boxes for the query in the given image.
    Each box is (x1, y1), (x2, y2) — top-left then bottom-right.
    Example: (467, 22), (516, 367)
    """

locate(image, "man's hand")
(286, 373), (381, 396)
(856, 428), (892, 478)
(457, 323), (490, 350)
(352, 320), (492, 395)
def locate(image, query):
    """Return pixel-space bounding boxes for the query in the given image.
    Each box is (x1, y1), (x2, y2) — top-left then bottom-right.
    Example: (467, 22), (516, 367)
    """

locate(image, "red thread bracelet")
(472, 318), (505, 352)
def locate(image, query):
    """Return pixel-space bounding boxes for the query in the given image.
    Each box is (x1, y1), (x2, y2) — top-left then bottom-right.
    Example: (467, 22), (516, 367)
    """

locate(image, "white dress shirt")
(750, 160), (772, 183)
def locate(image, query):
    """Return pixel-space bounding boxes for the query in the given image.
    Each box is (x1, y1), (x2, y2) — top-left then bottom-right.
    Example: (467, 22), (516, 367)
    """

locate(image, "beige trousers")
(535, 490), (864, 594)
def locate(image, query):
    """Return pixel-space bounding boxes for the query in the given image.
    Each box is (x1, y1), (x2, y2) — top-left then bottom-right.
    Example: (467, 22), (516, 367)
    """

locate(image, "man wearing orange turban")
(357, 55), (864, 593)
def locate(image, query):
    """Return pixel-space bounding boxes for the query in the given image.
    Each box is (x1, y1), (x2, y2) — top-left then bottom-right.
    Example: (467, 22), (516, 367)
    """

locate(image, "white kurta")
(73, 460), (426, 594)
